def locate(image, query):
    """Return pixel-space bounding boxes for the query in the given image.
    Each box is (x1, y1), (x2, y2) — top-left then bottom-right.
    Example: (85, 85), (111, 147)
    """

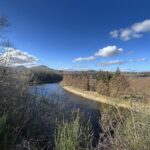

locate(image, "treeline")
(29, 65), (63, 84)
(29, 71), (62, 84)
(62, 69), (131, 97)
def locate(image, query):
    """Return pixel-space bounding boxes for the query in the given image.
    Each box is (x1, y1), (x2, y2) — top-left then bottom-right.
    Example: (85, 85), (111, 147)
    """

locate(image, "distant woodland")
(62, 69), (131, 97)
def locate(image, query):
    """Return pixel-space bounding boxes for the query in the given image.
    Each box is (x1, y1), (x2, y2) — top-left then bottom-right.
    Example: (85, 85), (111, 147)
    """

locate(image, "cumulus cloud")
(73, 56), (95, 62)
(0, 48), (38, 67)
(73, 45), (123, 63)
(97, 58), (146, 67)
(110, 19), (150, 41)
(95, 45), (123, 57)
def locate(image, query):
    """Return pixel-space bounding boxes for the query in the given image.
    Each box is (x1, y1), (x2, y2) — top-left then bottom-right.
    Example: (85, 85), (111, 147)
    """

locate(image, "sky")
(0, 0), (150, 71)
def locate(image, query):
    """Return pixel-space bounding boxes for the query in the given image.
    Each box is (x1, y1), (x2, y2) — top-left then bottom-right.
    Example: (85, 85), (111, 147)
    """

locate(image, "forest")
(62, 69), (130, 97)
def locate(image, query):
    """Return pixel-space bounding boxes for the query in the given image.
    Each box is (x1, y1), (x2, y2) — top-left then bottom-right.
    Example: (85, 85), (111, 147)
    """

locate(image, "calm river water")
(34, 83), (103, 110)
(33, 83), (112, 146)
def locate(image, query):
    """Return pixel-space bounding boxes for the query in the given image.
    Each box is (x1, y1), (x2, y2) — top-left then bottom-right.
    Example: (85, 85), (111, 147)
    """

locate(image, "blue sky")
(0, 0), (150, 71)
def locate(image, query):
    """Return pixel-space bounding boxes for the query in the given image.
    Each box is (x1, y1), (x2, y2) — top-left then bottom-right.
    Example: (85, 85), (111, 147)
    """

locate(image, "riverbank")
(62, 86), (150, 110)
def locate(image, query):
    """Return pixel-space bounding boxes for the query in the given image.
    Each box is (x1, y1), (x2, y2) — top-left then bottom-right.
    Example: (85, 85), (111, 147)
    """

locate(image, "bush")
(114, 109), (150, 150)
(55, 112), (93, 150)
(55, 116), (80, 150)
(97, 108), (150, 150)
(0, 114), (9, 150)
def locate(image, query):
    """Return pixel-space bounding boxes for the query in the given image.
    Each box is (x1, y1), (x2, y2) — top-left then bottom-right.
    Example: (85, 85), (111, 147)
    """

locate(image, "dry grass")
(129, 77), (150, 105)
(129, 77), (150, 93)
(62, 86), (150, 110)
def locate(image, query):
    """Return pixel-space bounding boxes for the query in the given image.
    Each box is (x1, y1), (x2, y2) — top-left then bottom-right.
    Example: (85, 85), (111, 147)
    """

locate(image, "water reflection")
(32, 83), (103, 147)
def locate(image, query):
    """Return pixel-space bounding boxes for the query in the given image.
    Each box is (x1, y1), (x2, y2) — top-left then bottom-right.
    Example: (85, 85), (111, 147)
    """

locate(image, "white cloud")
(74, 67), (89, 71)
(97, 57), (146, 67)
(73, 45), (123, 63)
(129, 57), (146, 62)
(95, 45), (123, 57)
(60, 66), (90, 71)
(73, 56), (95, 62)
(132, 20), (150, 32)
(129, 59), (135, 62)
(110, 19), (150, 41)
(127, 50), (134, 55)
(110, 30), (118, 38)
(0, 48), (38, 67)
(97, 60), (125, 67)
(137, 57), (146, 62)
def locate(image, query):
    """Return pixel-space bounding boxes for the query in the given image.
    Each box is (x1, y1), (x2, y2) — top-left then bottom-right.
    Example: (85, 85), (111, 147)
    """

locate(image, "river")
(34, 83), (104, 110)
(33, 83), (107, 146)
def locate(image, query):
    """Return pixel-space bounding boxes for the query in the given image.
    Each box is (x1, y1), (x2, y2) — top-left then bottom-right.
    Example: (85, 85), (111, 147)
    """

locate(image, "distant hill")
(29, 65), (62, 84)
(30, 65), (56, 72)
(0, 65), (31, 82)
(0, 65), (63, 84)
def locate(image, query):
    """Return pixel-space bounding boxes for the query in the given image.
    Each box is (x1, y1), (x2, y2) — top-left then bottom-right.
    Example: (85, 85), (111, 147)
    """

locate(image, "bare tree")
(0, 16), (9, 37)
(0, 17), (11, 82)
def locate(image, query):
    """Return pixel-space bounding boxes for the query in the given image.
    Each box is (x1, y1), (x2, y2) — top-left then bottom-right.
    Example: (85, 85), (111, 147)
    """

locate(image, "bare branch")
(0, 16), (9, 28)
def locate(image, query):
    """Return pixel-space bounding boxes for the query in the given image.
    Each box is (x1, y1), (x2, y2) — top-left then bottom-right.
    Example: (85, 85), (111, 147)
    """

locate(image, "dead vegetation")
(62, 70), (150, 104)
(63, 70), (131, 97)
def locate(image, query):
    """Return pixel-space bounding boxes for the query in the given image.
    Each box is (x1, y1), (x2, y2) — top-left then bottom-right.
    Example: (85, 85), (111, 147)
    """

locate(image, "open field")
(129, 77), (150, 93)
